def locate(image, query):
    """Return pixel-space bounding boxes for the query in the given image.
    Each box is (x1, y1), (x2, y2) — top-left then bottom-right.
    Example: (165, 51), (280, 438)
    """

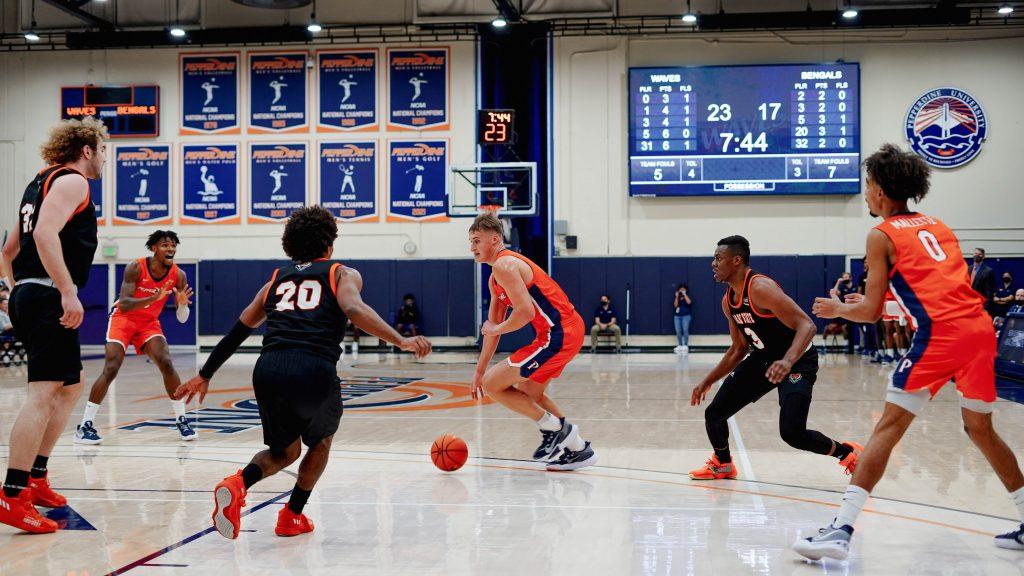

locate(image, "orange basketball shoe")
(29, 476), (67, 509)
(838, 442), (863, 475)
(689, 454), (738, 480)
(212, 471), (247, 540)
(275, 506), (314, 537)
(0, 491), (58, 534)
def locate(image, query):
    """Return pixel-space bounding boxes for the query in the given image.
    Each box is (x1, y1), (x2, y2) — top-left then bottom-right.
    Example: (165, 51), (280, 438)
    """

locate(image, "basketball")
(430, 434), (469, 472)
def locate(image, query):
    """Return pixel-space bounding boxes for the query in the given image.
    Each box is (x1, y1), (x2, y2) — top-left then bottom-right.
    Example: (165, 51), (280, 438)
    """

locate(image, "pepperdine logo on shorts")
(118, 376), (489, 434)
(904, 87), (987, 169)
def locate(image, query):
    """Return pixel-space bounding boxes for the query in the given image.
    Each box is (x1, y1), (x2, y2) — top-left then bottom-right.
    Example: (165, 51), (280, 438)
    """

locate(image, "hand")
(471, 371), (484, 400)
(481, 320), (501, 336)
(59, 291), (84, 329)
(844, 292), (864, 304)
(175, 375), (210, 403)
(812, 294), (843, 319)
(398, 335), (432, 358)
(150, 287), (172, 302)
(765, 359), (793, 385)
(690, 382), (712, 406)
(173, 285), (194, 308)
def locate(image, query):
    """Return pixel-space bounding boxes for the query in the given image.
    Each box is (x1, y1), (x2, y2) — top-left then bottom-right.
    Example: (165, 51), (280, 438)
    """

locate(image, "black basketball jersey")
(12, 166), (98, 289)
(262, 260), (348, 363)
(725, 269), (799, 361)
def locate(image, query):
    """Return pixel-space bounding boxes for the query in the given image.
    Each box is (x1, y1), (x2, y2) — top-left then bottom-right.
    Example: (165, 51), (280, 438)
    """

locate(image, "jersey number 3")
(743, 327), (766, 350)
(275, 280), (322, 311)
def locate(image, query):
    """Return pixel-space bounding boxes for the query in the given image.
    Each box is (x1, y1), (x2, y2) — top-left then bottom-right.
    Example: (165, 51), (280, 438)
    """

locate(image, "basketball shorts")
(722, 347), (819, 405)
(508, 312), (585, 385)
(253, 349), (343, 453)
(883, 300), (907, 323)
(9, 283), (82, 385)
(107, 313), (165, 354)
(887, 315), (996, 415)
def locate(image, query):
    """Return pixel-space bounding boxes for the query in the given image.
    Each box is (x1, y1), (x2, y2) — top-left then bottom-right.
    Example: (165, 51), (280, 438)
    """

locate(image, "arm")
(683, 293), (692, 305)
(114, 261), (166, 312)
(813, 230), (890, 324)
(0, 225), (20, 290)
(481, 258), (534, 336)
(335, 266), (430, 356)
(173, 268), (194, 323)
(674, 292), (681, 308)
(690, 298), (749, 405)
(748, 277), (816, 384)
(473, 285), (508, 399)
(34, 176), (89, 328)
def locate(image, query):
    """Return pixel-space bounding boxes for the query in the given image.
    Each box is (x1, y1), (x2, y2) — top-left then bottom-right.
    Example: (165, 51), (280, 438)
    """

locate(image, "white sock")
(536, 411), (561, 431)
(565, 425), (586, 451)
(82, 401), (100, 425)
(833, 485), (869, 528)
(171, 399), (186, 419)
(1011, 486), (1024, 522)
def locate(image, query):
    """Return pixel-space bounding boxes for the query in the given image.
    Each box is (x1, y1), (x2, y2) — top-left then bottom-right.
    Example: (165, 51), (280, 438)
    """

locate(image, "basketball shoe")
(995, 524), (1024, 550)
(74, 420), (102, 445)
(792, 523), (854, 561)
(28, 476), (66, 508)
(688, 454), (738, 480)
(533, 417), (577, 461)
(212, 471), (246, 539)
(838, 442), (863, 475)
(546, 441), (597, 471)
(276, 507), (315, 537)
(176, 416), (197, 441)
(0, 491), (57, 534)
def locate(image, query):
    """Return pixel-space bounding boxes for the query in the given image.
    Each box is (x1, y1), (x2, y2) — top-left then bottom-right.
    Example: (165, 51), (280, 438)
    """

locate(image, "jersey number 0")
(275, 280), (323, 311)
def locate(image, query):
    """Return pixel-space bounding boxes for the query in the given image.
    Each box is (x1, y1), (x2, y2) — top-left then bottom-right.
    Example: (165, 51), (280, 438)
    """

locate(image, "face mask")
(1004, 278), (1012, 284)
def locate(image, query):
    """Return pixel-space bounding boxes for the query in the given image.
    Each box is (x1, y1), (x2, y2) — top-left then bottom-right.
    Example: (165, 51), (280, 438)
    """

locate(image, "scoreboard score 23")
(61, 85), (160, 138)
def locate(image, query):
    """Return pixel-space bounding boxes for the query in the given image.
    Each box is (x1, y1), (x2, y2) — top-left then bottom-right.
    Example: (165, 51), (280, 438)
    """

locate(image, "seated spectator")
(1010, 288), (1024, 316)
(992, 273), (1015, 320)
(0, 297), (12, 335)
(672, 284), (692, 354)
(395, 293), (421, 336)
(590, 295), (621, 352)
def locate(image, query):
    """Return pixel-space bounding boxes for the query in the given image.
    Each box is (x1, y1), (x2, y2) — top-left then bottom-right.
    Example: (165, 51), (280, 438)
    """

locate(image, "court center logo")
(904, 87), (987, 169)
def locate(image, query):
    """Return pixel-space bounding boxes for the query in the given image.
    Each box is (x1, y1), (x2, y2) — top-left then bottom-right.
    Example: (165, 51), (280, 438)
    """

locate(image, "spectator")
(395, 293), (421, 336)
(992, 272), (1015, 320)
(832, 272), (855, 354)
(0, 297), (12, 334)
(1010, 288), (1024, 316)
(856, 259), (877, 359)
(673, 283), (693, 354)
(590, 294), (621, 352)
(969, 248), (996, 315)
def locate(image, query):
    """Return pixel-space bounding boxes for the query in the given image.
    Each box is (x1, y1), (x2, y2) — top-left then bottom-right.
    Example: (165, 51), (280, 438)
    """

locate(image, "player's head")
(40, 116), (109, 179)
(146, 230), (180, 265)
(863, 144), (931, 217)
(713, 235), (750, 282)
(282, 206), (338, 263)
(468, 211), (505, 264)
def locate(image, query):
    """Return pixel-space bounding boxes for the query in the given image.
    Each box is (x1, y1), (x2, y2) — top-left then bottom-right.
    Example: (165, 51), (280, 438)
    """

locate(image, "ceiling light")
(681, 0), (697, 23)
(307, 21), (322, 32)
(24, 30), (40, 41)
(169, 26), (186, 37)
(491, 17), (508, 28)
(842, 8), (858, 19)
(998, 4), (1014, 15)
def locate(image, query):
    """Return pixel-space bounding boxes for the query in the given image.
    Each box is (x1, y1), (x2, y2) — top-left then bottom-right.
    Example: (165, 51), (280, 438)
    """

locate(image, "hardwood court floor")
(1, 350), (1022, 575)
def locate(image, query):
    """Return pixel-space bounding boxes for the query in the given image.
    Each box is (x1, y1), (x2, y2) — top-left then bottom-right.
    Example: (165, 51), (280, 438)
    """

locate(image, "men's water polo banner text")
(181, 144), (240, 224)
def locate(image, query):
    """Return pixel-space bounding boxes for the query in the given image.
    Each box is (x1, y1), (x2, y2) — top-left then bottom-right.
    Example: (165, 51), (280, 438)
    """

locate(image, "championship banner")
(249, 51), (308, 133)
(387, 47), (449, 131)
(249, 143), (307, 223)
(180, 144), (240, 224)
(317, 49), (377, 132)
(387, 140), (447, 222)
(113, 145), (172, 225)
(319, 142), (377, 222)
(180, 52), (240, 135)
(89, 176), (104, 224)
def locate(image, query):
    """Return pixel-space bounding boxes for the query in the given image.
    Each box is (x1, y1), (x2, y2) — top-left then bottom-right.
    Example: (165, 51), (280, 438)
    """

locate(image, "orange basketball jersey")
(873, 212), (985, 328)
(114, 257), (179, 322)
(489, 249), (578, 333)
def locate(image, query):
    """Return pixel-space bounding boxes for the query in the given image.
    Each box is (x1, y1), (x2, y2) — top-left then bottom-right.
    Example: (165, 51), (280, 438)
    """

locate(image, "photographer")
(673, 283), (693, 354)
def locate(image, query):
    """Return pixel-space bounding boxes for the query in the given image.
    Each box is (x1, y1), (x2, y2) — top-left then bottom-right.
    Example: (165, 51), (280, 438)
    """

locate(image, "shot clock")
(628, 63), (860, 196)
(477, 109), (515, 145)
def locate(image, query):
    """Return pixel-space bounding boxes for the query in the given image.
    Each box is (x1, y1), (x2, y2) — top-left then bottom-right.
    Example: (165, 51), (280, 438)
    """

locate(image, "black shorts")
(9, 283), (82, 385)
(253, 350), (343, 453)
(725, 347), (819, 405)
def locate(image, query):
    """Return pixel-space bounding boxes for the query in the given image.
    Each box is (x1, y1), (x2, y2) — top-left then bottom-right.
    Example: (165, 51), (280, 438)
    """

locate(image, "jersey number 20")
(275, 280), (322, 311)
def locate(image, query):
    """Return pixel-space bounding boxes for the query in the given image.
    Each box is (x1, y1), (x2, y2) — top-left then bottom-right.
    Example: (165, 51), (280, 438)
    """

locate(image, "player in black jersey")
(0, 117), (107, 534)
(688, 236), (862, 481)
(175, 206), (431, 539)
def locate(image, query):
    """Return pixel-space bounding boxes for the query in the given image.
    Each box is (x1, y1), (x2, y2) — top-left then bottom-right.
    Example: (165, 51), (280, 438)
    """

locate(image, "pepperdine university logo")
(904, 87), (987, 169)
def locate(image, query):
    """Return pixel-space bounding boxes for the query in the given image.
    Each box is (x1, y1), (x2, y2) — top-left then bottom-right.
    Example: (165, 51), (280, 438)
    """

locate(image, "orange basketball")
(430, 433), (469, 472)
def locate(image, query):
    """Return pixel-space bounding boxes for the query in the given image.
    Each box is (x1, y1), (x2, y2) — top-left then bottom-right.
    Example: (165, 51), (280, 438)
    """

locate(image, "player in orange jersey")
(469, 212), (596, 471)
(793, 144), (1024, 560)
(74, 230), (194, 445)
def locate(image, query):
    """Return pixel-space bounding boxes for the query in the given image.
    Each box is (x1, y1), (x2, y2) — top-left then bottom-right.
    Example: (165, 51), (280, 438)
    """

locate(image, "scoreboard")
(61, 85), (160, 138)
(628, 63), (860, 197)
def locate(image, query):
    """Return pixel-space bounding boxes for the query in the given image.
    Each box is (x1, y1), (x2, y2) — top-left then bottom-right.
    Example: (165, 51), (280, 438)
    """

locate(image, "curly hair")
(40, 117), (109, 165)
(146, 230), (180, 248)
(863, 144), (931, 203)
(281, 206), (338, 262)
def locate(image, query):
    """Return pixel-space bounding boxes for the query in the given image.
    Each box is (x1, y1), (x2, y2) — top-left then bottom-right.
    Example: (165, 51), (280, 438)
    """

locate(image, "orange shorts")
(507, 313), (585, 385)
(889, 315), (996, 413)
(106, 313), (165, 355)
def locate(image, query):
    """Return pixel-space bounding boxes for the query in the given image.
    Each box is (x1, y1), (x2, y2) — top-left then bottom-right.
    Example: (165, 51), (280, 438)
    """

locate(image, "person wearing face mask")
(591, 295), (621, 352)
(970, 248), (996, 315)
(1010, 289), (1024, 316)
(993, 273), (1016, 320)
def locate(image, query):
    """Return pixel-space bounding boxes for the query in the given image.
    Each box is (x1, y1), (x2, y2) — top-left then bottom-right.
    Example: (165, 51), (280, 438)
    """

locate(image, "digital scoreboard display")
(61, 85), (160, 138)
(628, 63), (860, 197)
(478, 109), (515, 145)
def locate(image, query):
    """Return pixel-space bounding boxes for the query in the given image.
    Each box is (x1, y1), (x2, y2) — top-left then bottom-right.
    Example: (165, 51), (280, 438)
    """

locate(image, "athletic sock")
(1010, 486), (1024, 522)
(565, 425), (586, 452)
(287, 485), (312, 514)
(30, 455), (48, 479)
(82, 401), (100, 425)
(833, 485), (869, 528)
(536, 411), (561, 432)
(3, 469), (30, 498)
(241, 463), (263, 489)
(832, 441), (853, 461)
(713, 447), (732, 464)
(171, 399), (186, 419)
